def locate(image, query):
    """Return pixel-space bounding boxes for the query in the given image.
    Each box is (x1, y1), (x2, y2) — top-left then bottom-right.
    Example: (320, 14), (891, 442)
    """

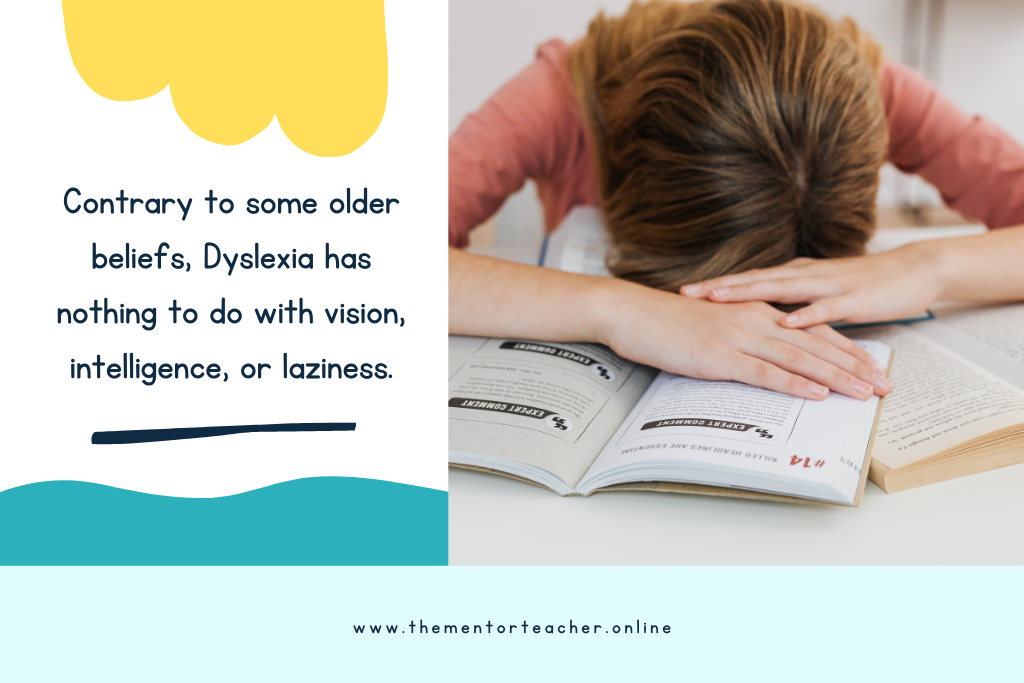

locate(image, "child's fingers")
(704, 277), (833, 304)
(743, 338), (874, 400)
(680, 281), (714, 297)
(727, 353), (831, 401)
(681, 267), (800, 297)
(742, 299), (883, 374)
(805, 324), (888, 375)
(777, 297), (851, 328)
(766, 325), (886, 393)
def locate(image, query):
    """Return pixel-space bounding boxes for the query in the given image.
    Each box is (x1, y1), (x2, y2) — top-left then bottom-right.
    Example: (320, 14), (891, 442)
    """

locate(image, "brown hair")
(568, 0), (887, 290)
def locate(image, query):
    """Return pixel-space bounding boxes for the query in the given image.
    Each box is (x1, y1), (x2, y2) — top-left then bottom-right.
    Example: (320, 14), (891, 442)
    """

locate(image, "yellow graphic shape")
(62, 1), (388, 157)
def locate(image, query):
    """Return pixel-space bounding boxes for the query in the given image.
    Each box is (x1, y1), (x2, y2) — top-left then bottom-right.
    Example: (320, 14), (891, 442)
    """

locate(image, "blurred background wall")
(450, 0), (1024, 247)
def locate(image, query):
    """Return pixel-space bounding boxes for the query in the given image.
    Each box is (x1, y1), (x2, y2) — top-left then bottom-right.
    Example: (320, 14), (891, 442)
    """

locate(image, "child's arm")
(450, 247), (891, 400)
(449, 40), (591, 248)
(880, 61), (1024, 230)
(680, 225), (1024, 328)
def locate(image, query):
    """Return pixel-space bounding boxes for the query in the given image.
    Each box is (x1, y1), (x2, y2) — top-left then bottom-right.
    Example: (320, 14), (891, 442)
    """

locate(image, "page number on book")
(591, 364), (615, 382)
(546, 414), (574, 432)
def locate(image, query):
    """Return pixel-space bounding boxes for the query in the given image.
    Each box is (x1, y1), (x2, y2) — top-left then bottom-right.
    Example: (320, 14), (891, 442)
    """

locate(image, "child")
(449, 0), (1024, 400)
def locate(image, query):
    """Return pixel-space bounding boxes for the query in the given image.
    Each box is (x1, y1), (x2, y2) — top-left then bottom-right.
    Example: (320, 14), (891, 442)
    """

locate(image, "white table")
(450, 463), (1024, 565)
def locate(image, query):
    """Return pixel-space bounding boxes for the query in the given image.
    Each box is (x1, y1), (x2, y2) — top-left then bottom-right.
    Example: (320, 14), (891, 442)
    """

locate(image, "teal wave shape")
(0, 477), (447, 565)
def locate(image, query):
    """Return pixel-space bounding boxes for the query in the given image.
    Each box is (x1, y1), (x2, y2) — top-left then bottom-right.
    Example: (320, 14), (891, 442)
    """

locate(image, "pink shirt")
(449, 39), (1024, 247)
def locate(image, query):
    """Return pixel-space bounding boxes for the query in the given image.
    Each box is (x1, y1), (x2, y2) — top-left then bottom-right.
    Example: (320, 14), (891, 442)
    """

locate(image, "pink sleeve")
(882, 60), (1024, 228)
(448, 40), (580, 247)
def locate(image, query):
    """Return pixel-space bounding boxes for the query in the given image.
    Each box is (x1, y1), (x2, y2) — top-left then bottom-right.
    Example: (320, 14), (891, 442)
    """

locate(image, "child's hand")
(597, 284), (891, 401)
(679, 245), (943, 329)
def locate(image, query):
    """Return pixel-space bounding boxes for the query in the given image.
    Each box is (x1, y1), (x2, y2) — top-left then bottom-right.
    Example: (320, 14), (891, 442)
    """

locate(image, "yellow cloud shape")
(62, 1), (388, 157)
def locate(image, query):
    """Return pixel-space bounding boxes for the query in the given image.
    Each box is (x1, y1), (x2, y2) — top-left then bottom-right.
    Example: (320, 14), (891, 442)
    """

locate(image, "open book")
(450, 336), (892, 505)
(857, 304), (1024, 492)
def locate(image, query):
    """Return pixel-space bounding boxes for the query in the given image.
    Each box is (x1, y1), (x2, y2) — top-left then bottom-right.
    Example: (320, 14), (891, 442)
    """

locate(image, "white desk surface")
(454, 234), (1023, 566)
(450, 464), (1024, 565)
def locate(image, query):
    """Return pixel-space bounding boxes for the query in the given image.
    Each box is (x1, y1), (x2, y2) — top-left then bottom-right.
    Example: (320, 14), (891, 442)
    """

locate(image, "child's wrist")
(912, 238), (959, 301)
(585, 277), (639, 348)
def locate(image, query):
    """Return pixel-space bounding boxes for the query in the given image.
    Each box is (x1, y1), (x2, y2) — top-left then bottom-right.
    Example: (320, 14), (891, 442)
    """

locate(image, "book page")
(619, 376), (804, 447)
(578, 341), (890, 499)
(916, 303), (1024, 391)
(448, 336), (658, 489)
(858, 325), (1024, 470)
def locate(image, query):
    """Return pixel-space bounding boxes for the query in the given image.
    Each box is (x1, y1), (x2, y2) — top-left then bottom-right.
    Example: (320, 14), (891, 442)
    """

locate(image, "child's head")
(569, 0), (887, 290)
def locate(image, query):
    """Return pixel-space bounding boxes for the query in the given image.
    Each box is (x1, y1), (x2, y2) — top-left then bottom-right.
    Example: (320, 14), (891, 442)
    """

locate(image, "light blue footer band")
(0, 477), (448, 566)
